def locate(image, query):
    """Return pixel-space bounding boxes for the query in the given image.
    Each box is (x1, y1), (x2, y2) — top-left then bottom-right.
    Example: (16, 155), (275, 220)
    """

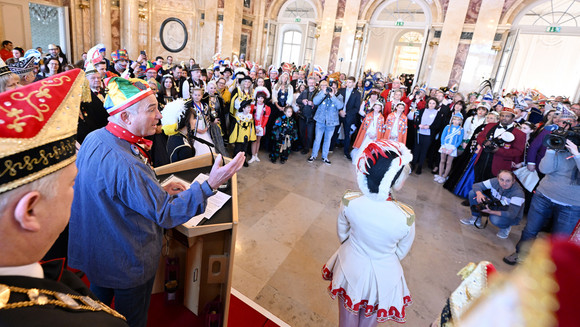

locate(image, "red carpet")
(72, 267), (280, 326)
(146, 292), (281, 327)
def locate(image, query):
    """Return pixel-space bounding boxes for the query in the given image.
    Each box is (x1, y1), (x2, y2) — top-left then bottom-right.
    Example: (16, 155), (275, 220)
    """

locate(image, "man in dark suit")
(331, 76), (362, 160)
(290, 69), (306, 92)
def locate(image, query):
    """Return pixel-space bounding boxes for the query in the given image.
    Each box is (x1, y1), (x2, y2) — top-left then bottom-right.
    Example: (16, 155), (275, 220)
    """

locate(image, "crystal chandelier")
(29, 3), (58, 25)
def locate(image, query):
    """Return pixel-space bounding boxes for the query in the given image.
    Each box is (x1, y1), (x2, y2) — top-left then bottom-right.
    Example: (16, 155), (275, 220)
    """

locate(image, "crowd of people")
(1, 37), (580, 327)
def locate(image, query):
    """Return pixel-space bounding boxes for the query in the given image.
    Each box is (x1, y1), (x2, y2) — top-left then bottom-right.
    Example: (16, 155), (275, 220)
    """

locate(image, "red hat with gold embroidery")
(0, 69), (84, 194)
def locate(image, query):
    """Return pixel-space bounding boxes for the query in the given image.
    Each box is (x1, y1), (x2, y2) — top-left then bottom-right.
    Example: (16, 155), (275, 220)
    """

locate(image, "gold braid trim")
(0, 284), (126, 321)
(518, 239), (559, 327)
(459, 239), (559, 327)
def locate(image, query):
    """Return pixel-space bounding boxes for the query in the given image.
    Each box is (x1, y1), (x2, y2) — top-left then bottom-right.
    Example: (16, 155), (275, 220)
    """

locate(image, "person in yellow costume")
(229, 99), (256, 167)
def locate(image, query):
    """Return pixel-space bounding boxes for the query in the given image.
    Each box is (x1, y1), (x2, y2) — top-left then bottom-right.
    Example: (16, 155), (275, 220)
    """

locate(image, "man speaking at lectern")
(68, 76), (244, 327)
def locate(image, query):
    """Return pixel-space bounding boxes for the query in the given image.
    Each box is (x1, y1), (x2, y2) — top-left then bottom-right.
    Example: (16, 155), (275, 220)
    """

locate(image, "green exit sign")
(295, 17), (301, 22)
(546, 26), (561, 33)
(395, 20), (404, 26)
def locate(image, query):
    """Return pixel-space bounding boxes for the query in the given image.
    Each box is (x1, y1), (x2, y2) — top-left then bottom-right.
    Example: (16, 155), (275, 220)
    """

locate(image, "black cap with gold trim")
(0, 69), (84, 194)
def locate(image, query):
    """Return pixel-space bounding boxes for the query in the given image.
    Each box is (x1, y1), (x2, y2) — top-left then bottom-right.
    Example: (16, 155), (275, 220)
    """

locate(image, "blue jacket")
(68, 128), (214, 288)
(441, 125), (464, 148)
(313, 90), (343, 126)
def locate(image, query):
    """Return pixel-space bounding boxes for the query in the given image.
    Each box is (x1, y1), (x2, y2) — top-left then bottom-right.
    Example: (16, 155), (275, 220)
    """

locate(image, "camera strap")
(474, 215), (488, 229)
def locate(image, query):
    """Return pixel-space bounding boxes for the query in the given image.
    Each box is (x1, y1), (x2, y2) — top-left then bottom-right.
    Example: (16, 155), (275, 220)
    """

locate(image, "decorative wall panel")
(111, 6), (120, 50)
(448, 43), (470, 87)
(465, 0), (483, 24)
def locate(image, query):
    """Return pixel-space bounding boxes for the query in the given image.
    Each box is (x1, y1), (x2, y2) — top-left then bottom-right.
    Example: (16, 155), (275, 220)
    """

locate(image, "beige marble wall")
(92, 0), (112, 52)
(251, 0), (268, 64)
(120, 0), (139, 58)
(336, 0), (361, 74)
(327, 32), (341, 72)
(429, 0), (470, 87)
(459, 0), (505, 93)
(148, 1), (198, 65)
(68, 0), (93, 61)
(222, 0), (243, 58)
(313, 0), (338, 71)
(111, 6), (120, 51)
(448, 43), (470, 87)
(200, 0), (218, 66)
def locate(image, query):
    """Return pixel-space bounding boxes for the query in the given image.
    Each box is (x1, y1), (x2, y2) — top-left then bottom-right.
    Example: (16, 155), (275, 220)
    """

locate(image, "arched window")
(280, 30), (302, 64)
(516, 0), (580, 27)
(371, 0), (428, 27)
(391, 31), (424, 76)
(279, 0), (316, 21)
(268, 0), (318, 66)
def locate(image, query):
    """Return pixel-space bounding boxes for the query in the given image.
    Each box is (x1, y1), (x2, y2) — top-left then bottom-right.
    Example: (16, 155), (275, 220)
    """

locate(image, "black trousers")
(298, 117), (315, 150)
(263, 106), (282, 151)
(233, 142), (249, 160)
(331, 115), (356, 155)
(412, 133), (432, 166)
(427, 134), (442, 169)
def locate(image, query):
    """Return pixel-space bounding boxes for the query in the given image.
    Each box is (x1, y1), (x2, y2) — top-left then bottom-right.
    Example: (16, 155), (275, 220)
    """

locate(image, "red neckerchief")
(106, 122), (153, 162)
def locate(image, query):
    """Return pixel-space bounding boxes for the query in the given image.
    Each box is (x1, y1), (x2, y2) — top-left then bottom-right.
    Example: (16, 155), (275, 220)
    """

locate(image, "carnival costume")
(229, 111), (257, 144)
(323, 140), (415, 325)
(161, 99), (196, 163)
(439, 123), (464, 157)
(458, 237), (580, 327)
(0, 69), (128, 326)
(270, 114), (298, 162)
(252, 102), (271, 137)
(383, 111), (408, 143)
(69, 76), (217, 327)
(352, 110), (386, 162)
(192, 101), (227, 156)
(230, 85), (253, 116)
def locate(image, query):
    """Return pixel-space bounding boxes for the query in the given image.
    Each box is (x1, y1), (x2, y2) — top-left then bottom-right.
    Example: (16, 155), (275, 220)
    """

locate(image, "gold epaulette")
(392, 200), (415, 226)
(342, 190), (363, 207)
(0, 284), (126, 321)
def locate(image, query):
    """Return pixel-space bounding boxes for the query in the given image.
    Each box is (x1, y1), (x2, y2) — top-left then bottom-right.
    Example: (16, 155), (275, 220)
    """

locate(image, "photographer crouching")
(461, 170), (525, 239)
(504, 106), (580, 265)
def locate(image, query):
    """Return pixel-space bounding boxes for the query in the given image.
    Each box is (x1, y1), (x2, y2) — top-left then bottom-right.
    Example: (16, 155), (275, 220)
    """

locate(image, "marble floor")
(232, 149), (521, 326)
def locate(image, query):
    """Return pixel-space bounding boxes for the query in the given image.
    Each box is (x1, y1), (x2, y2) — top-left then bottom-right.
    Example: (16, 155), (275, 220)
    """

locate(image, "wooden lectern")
(153, 153), (238, 326)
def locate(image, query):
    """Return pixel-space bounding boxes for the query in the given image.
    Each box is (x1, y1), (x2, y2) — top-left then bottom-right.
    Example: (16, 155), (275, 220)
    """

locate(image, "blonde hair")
(0, 73), (19, 92)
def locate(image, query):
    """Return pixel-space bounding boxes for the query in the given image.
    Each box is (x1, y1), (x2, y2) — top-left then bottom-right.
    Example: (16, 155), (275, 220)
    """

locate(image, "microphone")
(190, 134), (215, 148)
(190, 134), (226, 170)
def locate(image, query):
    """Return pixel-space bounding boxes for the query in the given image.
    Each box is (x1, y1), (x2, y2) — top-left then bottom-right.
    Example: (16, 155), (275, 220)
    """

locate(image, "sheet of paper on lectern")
(162, 173), (231, 228)
(160, 174), (192, 189)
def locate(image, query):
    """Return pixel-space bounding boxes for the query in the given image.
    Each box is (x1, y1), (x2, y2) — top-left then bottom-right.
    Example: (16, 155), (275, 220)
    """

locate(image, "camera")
(543, 126), (580, 150)
(482, 132), (514, 153)
(482, 138), (503, 153)
(471, 197), (507, 212)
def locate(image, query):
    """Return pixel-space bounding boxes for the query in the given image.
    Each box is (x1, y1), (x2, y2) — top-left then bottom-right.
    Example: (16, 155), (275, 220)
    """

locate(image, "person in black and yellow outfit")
(230, 99), (256, 166)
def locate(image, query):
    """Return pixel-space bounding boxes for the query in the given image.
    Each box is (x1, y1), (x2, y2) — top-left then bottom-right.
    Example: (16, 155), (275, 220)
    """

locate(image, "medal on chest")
(131, 144), (152, 168)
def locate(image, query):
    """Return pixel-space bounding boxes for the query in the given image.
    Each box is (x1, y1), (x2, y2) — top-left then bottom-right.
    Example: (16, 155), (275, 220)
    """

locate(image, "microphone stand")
(190, 134), (228, 190)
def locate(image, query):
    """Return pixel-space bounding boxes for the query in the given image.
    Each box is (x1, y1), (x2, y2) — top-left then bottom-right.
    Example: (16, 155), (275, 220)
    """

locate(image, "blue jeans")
(515, 191), (580, 252)
(311, 122), (336, 160)
(90, 276), (156, 327)
(468, 190), (516, 229)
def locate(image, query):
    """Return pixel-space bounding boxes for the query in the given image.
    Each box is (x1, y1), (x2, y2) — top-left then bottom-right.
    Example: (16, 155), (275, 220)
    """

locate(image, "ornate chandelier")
(29, 3), (58, 25)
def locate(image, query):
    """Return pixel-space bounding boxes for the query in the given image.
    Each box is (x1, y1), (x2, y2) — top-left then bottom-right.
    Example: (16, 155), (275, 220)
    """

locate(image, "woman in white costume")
(323, 140), (415, 326)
